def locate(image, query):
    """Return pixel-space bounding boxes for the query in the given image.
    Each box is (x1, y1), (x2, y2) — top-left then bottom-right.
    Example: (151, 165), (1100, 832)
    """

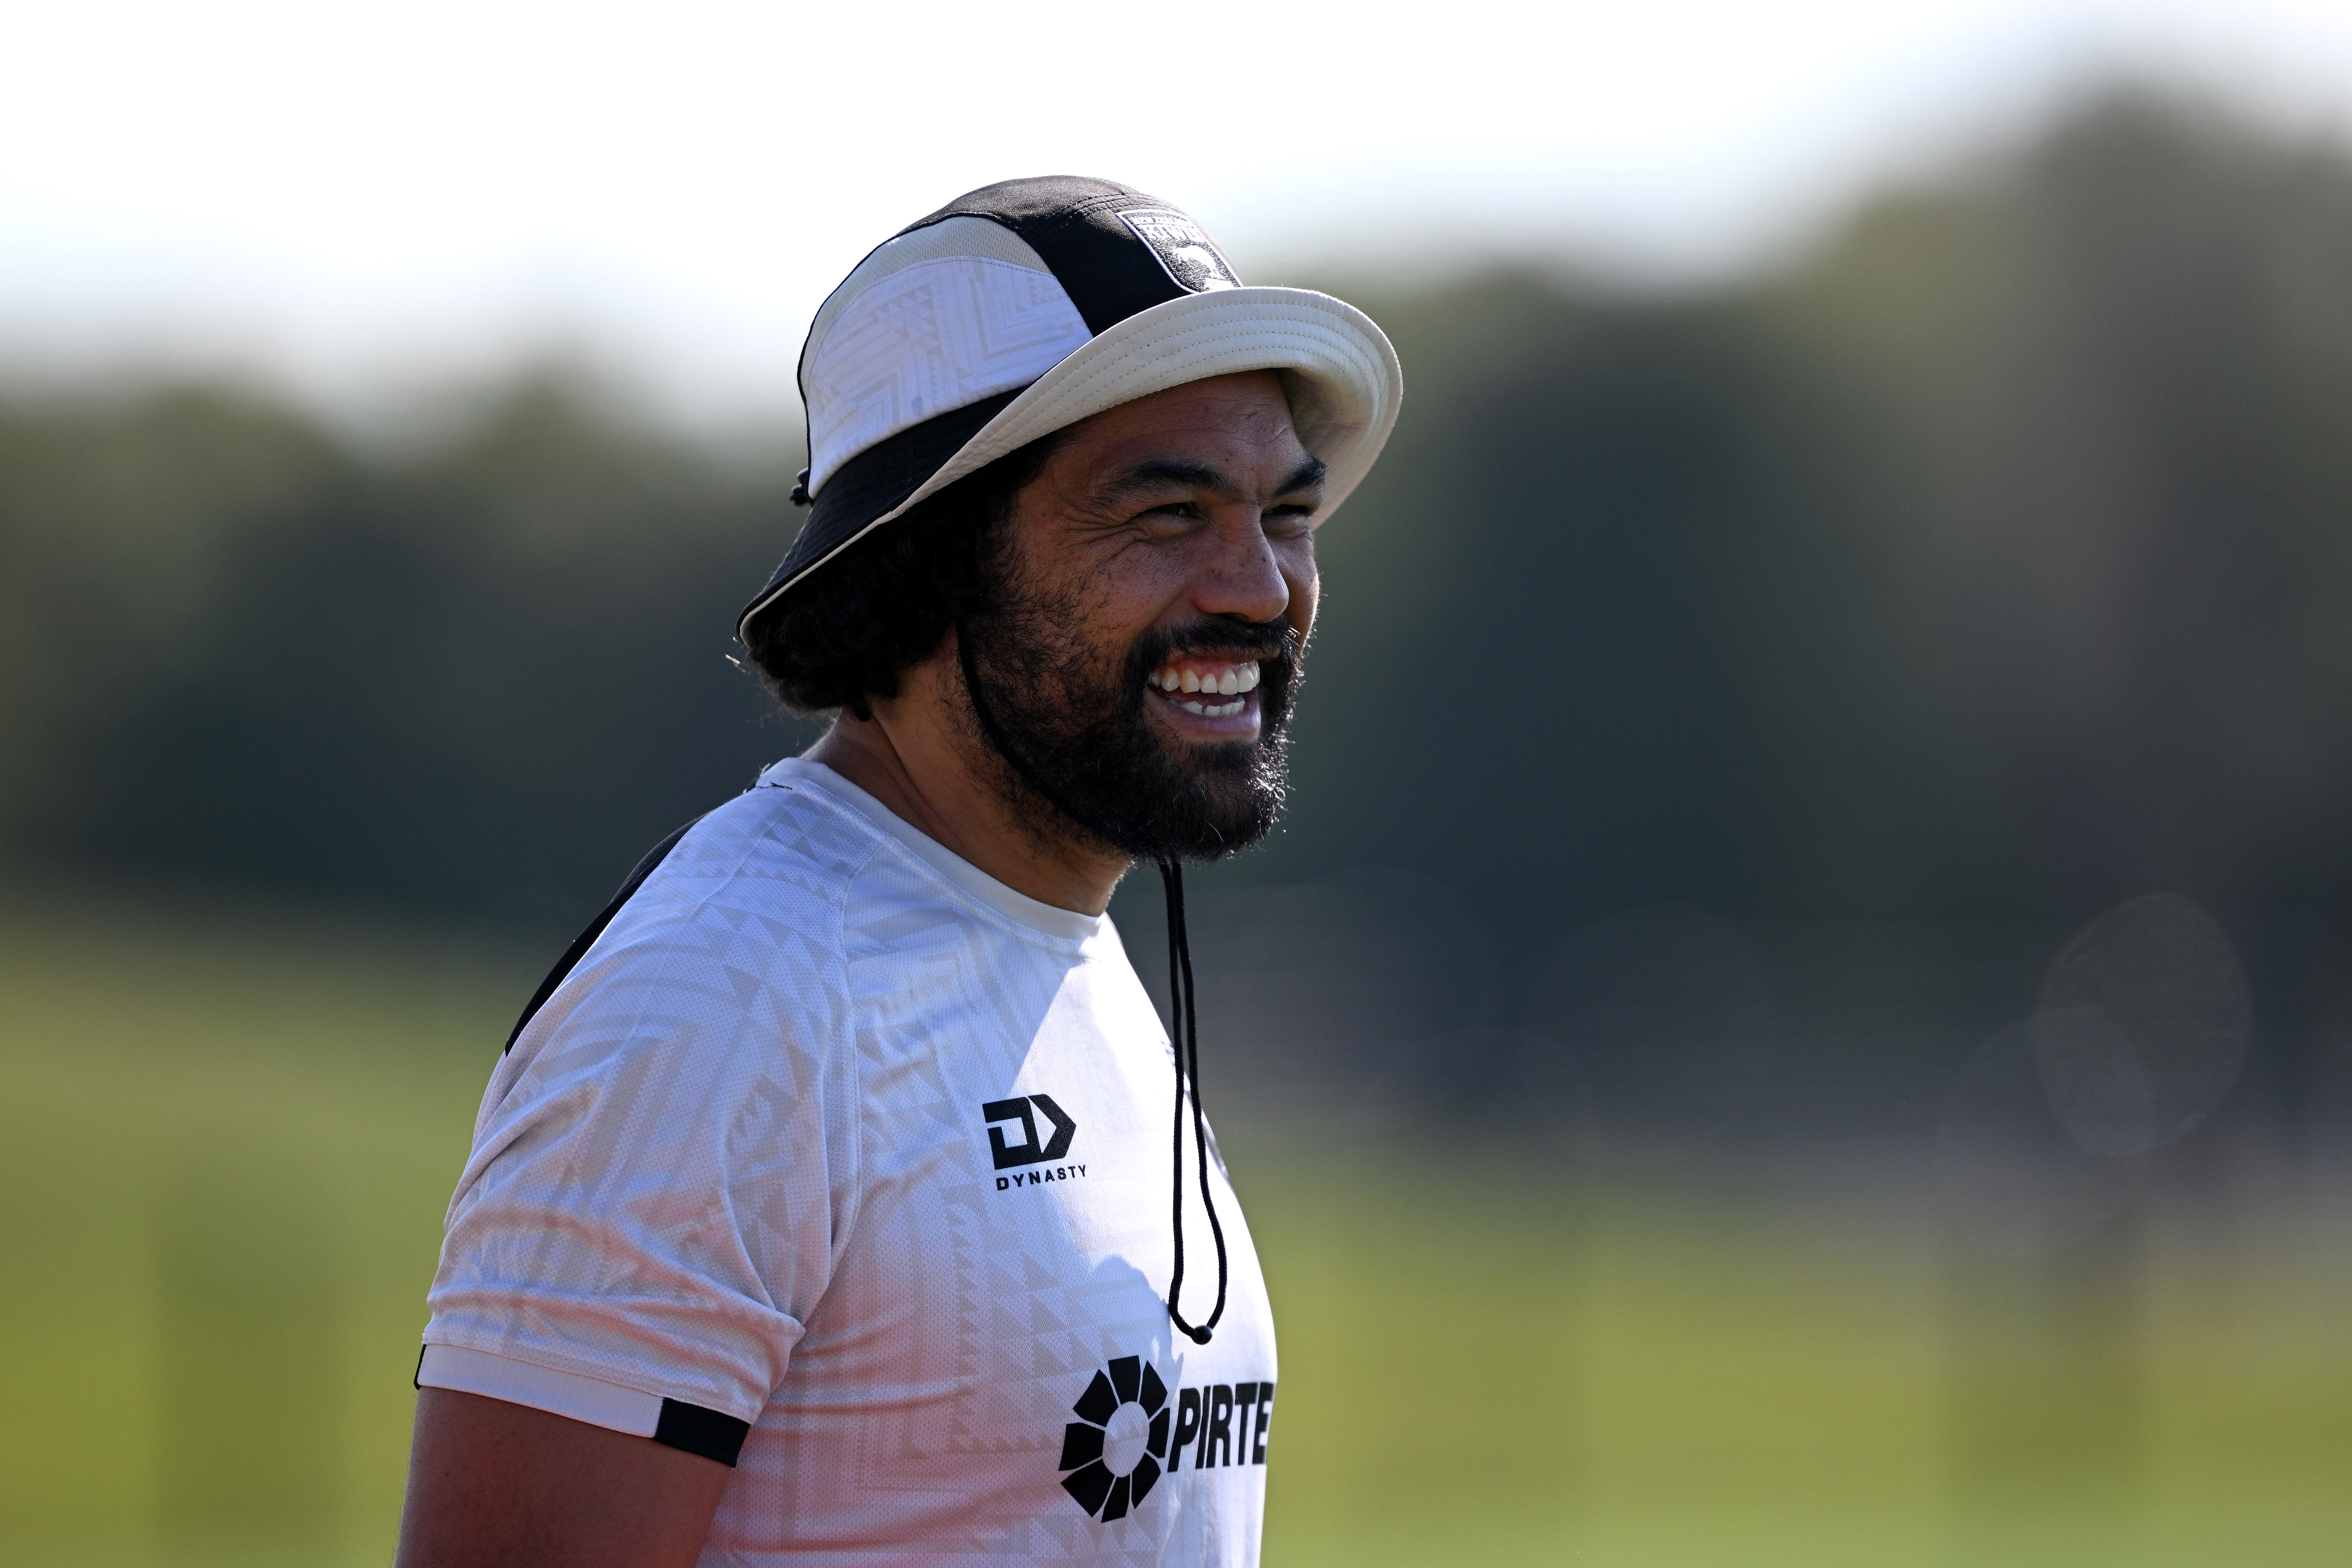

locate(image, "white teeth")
(1152, 661), (1263, 707)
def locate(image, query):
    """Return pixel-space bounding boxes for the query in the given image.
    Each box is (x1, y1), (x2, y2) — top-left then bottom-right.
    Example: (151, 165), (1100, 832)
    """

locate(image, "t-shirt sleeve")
(420, 880), (854, 1448)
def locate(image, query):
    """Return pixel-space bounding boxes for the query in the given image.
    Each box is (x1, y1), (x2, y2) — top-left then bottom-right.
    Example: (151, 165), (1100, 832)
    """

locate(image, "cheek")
(1085, 550), (1199, 632)
(1018, 536), (1152, 635)
(1282, 553), (1320, 636)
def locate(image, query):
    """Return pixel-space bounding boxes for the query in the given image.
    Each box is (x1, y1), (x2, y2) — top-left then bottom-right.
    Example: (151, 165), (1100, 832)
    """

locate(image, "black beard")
(953, 586), (1302, 864)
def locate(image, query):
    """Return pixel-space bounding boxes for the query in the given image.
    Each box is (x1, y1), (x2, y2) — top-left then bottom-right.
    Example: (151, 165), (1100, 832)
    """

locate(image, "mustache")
(1124, 618), (1302, 683)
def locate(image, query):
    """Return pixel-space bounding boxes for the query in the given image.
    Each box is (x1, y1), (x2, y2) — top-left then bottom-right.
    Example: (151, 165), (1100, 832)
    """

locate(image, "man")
(396, 177), (1399, 1567)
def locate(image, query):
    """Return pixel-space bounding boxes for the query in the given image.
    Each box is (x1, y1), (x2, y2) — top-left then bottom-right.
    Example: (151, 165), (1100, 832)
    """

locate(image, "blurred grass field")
(3, 898), (2348, 1566)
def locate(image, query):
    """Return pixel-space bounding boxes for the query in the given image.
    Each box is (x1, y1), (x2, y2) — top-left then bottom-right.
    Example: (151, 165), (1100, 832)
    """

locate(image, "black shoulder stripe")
(653, 1398), (751, 1467)
(502, 815), (705, 1053)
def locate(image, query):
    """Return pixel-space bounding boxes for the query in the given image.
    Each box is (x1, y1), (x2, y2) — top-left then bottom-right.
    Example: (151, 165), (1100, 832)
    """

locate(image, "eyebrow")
(1096, 454), (1329, 508)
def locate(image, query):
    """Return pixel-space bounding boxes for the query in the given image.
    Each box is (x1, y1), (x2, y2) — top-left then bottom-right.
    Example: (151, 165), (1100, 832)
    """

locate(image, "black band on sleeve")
(653, 1398), (751, 1467)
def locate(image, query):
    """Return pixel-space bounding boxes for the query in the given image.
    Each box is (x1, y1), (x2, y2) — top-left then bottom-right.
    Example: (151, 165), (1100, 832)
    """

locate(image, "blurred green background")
(5, 89), (2352, 1564)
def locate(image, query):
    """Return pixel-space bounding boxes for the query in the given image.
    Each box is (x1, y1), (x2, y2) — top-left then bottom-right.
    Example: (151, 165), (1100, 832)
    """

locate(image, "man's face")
(955, 371), (1324, 862)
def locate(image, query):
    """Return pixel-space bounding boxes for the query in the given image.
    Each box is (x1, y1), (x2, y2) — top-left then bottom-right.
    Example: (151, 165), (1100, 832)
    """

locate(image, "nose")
(1188, 510), (1294, 626)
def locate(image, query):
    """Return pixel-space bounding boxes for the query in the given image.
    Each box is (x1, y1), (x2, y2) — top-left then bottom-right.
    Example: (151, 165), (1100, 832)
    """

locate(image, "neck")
(804, 653), (1131, 917)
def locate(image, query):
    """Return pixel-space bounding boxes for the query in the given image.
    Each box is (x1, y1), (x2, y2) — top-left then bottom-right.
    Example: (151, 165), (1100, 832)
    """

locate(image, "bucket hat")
(738, 176), (1402, 638)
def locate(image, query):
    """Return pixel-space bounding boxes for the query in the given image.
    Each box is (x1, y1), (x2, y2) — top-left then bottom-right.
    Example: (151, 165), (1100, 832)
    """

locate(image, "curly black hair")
(741, 432), (1068, 720)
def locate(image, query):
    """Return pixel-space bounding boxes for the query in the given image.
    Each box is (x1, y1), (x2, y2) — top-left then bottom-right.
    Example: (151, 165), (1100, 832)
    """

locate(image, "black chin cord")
(953, 622), (1227, 1343)
(1159, 858), (1228, 1344)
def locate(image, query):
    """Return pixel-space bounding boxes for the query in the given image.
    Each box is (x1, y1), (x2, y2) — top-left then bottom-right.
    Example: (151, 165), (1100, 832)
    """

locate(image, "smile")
(1145, 659), (1261, 719)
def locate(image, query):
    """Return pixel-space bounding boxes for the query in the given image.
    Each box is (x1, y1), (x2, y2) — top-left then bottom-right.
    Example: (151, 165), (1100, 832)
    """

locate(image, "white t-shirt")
(421, 758), (1277, 1565)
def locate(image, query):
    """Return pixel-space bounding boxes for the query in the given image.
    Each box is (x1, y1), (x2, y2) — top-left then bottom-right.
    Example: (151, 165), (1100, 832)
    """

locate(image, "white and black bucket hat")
(737, 176), (1403, 638)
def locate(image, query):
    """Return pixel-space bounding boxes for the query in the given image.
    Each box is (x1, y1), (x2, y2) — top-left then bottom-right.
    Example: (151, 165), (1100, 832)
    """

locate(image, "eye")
(1264, 503), (1317, 539)
(1133, 501), (1202, 538)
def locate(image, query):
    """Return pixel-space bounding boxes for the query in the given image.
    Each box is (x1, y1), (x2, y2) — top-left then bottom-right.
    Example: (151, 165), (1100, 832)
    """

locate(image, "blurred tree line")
(3, 91), (2349, 961)
(0, 377), (806, 916)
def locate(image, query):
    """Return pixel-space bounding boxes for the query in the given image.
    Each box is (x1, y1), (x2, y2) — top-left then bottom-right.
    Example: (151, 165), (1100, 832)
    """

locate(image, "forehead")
(1047, 371), (1309, 484)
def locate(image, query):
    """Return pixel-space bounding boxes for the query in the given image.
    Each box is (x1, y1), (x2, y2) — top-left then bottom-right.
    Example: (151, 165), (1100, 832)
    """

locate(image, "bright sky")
(5, 0), (2351, 425)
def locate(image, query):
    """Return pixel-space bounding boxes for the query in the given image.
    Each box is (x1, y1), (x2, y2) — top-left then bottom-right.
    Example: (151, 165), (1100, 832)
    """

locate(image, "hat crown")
(798, 178), (1248, 497)
(894, 177), (1244, 335)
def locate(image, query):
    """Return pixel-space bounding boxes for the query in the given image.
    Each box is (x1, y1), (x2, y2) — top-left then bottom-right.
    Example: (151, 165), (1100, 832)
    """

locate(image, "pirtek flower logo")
(1058, 1355), (1169, 1521)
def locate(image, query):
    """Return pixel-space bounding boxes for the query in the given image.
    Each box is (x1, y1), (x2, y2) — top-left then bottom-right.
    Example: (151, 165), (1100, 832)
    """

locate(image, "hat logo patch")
(1117, 209), (1241, 294)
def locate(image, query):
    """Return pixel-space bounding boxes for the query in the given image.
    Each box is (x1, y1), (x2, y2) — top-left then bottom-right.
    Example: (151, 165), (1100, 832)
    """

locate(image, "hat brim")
(737, 285), (1401, 640)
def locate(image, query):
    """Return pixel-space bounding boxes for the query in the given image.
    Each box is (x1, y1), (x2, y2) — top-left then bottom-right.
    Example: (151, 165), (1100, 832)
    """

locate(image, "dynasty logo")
(1058, 1355), (1274, 1521)
(982, 1095), (1084, 1191)
(1115, 209), (1242, 294)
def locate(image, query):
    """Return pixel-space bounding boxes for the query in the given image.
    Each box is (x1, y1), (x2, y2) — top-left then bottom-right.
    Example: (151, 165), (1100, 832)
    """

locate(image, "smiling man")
(396, 178), (1399, 1567)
